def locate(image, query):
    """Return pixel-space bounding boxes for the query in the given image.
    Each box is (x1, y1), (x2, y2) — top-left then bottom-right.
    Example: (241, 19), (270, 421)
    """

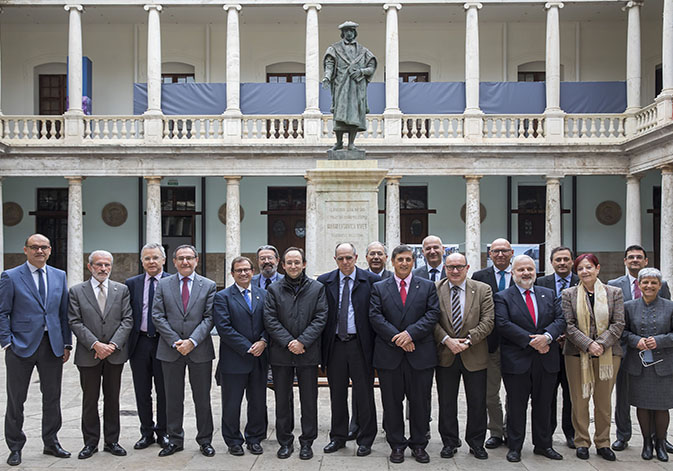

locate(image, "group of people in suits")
(2, 233), (673, 467)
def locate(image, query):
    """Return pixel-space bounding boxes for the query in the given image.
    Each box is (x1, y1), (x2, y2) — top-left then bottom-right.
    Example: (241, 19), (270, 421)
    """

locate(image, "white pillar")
(545, 176), (562, 275)
(464, 3), (482, 112)
(305, 177), (317, 277)
(65, 5), (83, 114)
(660, 166), (673, 284)
(544, 2), (565, 141)
(625, 174), (642, 247)
(383, 4), (403, 141)
(223, 4), (242, 140)
(225, 177), (241, 287)
(302, 3), (322, 142)
(663, 0), (673, 95)
(66, 176), (84, 287)
(385, 176), (401, 250)
(625, 1), (642, 112)
(464, 175), (482, 275)
(0, 22), (3, 116)
(145, 176), (162, 246)
(0, 178), (4, 272)
(144, 4), (162, 114)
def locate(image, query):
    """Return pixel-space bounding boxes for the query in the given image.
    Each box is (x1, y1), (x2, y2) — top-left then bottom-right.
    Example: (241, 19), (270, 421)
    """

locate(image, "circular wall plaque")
(102, 202), (128, 227)
(596, 200), (622, 226)
(3, 202), (23, 227)
(460, 203), (487, 223)
(218, 204), (245, 224)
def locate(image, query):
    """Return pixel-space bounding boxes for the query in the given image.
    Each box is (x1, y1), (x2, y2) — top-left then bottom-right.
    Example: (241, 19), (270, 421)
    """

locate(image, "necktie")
(181, 277), (190, 312)
(338, 277), (351, 340)
(243, 288), (252, 310)
(36, 268), (46, 304)
(400, 280), (407, 306)
(525, 290), (536, 324)
(633, 280), (642, 299)
(498, 270), (506, 291)
(558, 277), (568, 297)
(97, 283), (107, 313)
(264, 277), (271, 290)
(430, 268), (438, 282)
(146, 277), (156, 336)
(451, 285), (463, 334)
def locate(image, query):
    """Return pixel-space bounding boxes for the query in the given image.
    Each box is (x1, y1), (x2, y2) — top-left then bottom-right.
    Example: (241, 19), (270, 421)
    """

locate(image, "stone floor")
(1, 336), (671, 470)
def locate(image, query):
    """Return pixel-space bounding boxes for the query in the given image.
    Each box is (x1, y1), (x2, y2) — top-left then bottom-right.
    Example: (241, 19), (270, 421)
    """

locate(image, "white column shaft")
(145, 5), (162, 113)
(465, 176), (482, 274)
(386, 177), (401, 250)
(545, 177), (562, 275)
(304, 4), (321, 113)
(626, 2), (642, 111)
(625, 175), (642, 247)
(305, 178), (317, 277)
(225, 5), (241, 112)
(225, 177), (241, 287)
(465, 3), (482, 112)
(664, 0), (673, 93)
(66, 5), (83, 113)
(145, 177), (162, 245)
(384, 4), (401, 113)
(545, 3), (563, 111)
(660, 167), (673, 284)
(66, 177), (84, 287)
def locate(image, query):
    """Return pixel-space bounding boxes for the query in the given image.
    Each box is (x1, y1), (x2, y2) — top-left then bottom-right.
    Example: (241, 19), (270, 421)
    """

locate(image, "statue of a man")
(322, 21), (377, 151)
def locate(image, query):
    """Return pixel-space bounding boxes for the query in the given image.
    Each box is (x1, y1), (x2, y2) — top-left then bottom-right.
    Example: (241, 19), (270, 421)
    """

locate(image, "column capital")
(385, 175), (403, 183)
(464, 175), (483, 182)
(625, 173), (644, 182)
(464, 2), (483, 10)
(623, 1), (644, 11)
(660, 164), (673, 175)
(65, 176), (85, 183)
(545, 175), (564, 182)
(64, 4), (83, 12)
(545, 2), (564, 10)
(144, 176), (162, 184)
(224, 175), (242, 183)
(223, 4), (241, 12)
(144, 4), (163, 12)
(383, 3), (402, 11)
(303, 3), (321, 11)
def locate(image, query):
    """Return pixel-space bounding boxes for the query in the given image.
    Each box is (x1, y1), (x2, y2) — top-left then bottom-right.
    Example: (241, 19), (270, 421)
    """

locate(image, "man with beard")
(252, 245), (284, 291)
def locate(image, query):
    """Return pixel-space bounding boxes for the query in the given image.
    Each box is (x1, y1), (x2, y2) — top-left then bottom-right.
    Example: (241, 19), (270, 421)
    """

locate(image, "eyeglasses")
(445, 265), (467, 272)
(336, 256), (355, 261)
(142, 255), (164, 262)
(233, 268), (252, 274)
(639, 350), (663, 368)
(27, 245), (50, 251)
(258, 256), (277, 262)
(490, 249), (512, 255)
(175, 256), (196, 262)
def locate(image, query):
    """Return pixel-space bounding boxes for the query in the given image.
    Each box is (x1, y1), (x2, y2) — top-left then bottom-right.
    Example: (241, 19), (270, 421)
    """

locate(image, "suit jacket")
(623, 297), (673, 376)
(561, 284), (625, 356)
(369, 268), (393, 280)
(68, 279), (133, 366)
(369, 275), (440, 371)
(213, 283), (268, 377)
(0, 262), (71, 358)
(251, 273), (284, 290)
(536, 273), (579, 297)
(318, 267), (381, 369)
(152, 273), (217, 363)
(413, 265), (446, 281)
(608, 275), (671, 301)
(125, 271), (171, 357)
(472, 266), (513, 352)
(494, 285), (565, 375)
(434, 278), (494, 371)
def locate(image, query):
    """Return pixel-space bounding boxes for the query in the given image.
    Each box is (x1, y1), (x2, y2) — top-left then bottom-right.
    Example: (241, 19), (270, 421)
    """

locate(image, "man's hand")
(175, 339), (195, 356)
(248, 340), (266, 357)
(644, 336), (658, 350)
(538, 343), (550, 354)
(529, 334), (549, 352)
(444, 337), (469, 355)
(588, 341), (604, 356)
(63, 349), (71, 363)
(321, 77), (330, 89)
(392, 330), (413, 348)
(349, 68), (363, 80)
(637, 338), (649, 350)
(401, 341), (416, 352)
(92, 341), (115, 360)
(288, 340), (306, 355)
(557, 333), (566, 348)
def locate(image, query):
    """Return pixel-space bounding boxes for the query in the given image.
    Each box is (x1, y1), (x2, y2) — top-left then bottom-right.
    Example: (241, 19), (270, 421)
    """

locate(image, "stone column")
(144, 4), (163, 143)
(145, 176), (162, 246)
(386, 176), (401, 251)
(0, 178), (4, 272)
(383, 4), (403, 142)
(64, 5), (84, 143)
(0, 23), (4, 115)
(624, 1), (643, 135)
(464, 175), (482, 275)
(305, 177), (317, 277)
(656, 0), (673, 125)
(464, 2), (484, 141)
(545, 176), (562, 275)
(660, 166), (673, 284)
(222, 4), (242, 140)
(544, 2), (565, 141)
(303, 3), (322, 142)
(225, 177), (241, 287)
(625, 174), (642, 247)
(66, 176), (84, 287)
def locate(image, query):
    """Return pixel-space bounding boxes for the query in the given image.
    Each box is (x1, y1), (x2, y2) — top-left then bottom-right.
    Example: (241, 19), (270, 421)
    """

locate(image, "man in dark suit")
(471, 237), (513, 449)
(366, 241), (393, 279)
(125, 243), (171, 450)
(68, 250), (133, 459)
(412, 235), (447, 282)
(608, 244), (671, 452)
(370, 244), (440, 464)
(213, 256), (268, 456)
(535, 246), (578, 449)
(251, 245), (284, 290)
(0, 234), (72, 466)
(495, 255), (566, 463)
(318, 243), (380, 457)
(152, 245), (217, 458)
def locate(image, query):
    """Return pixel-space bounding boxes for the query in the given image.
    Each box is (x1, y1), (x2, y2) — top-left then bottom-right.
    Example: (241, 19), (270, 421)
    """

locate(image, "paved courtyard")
(1, 336), (671, 470)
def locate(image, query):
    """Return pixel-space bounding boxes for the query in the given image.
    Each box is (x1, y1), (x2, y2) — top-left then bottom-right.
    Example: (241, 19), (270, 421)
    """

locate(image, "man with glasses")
(435, 253), (494, 460)
(472, 238), (513, 449)
(366, 241), (393, 279)
(152, 245), (217, 458)
(252, 245), (284, 290)
(0, 234), (72, 466)
(413, 235), (447, 282)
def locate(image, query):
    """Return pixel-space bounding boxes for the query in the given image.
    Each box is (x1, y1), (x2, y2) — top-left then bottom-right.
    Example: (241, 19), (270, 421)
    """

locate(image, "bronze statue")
(322, 21), (377, 151)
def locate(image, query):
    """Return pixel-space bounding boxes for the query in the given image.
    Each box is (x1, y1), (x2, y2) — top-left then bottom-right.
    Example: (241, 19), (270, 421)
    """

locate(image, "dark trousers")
(502, 356), (556, 452)
(161, 358), (213, 447)
(550, 353), (575, 440)
(614, 355), (632, 441)
(378, 357), (434, 450)
(78, 360), (124, 446)
(129, 334), (167, 438)
(220, 358), (268, 447)
(4, 334), (64, 451)
(326, 337), (377, 446)
(271, 365), (318, 447)
(436, 356), (487, 450)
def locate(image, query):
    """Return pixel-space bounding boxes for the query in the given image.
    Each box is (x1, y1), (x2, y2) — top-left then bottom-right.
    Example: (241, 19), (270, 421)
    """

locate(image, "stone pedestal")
(327, 148), (366, 160)
(305, 160), (387, 277)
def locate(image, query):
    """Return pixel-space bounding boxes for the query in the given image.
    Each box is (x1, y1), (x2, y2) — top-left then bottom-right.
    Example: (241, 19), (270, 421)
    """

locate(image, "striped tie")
(451, 285), (463, 334)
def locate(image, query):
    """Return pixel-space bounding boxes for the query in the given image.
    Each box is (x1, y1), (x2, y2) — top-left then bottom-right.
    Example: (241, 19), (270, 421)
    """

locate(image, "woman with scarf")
(562, 253), (625, 461)
(623, 267), (673, 462)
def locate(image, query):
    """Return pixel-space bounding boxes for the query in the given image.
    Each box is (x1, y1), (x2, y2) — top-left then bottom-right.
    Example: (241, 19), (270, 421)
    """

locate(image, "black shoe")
(485, 436), (503, 449)
(576, 447), (589, 460)
(411, 447), (430, 463)
(469, 447), (488, 459)
(597, 447), (616, 461)
(390, 448), (405, 463)
(357, 445), (371, 457)
(666, 439), (673, 454)
(323, 440), (346, 453)
(655, 439), (669, 462)
(642, 437), (654, 460)
(566, 436), (576, 449)
(78, 445), (98, 460)
(157, 434), (170, 448)
(6, 451), (21, 466)
(611, 439), (628, 451)
(158, 443), (183, 457)
(134, 436), (155, 450)
(440, 445), (457, 458)
(347, 428), (359, 441)
(299, 444), (313, 460)
(506, 450), (521, 462)
(43, 442), (71, 458)
(277, 444), (293, 459)
(103, 442), (127, 456)
(533, 447), (563, 460)
(247, 443), (263, 455)
(228, 444), (244, 456)
(200, 443), (215, 457)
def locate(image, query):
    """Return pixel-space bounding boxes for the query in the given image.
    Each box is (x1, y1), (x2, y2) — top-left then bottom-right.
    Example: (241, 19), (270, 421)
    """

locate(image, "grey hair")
(89, 250), (114, 264)
(638, 267), (663, 283)
(511, 254), (535, 268)
(334, 242), (357, 257)
(366, 241), (388, 256)
(140, 242), (166, 261)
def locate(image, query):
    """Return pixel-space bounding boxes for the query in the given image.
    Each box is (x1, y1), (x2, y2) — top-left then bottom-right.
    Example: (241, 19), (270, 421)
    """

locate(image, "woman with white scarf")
(562, 254), (625, 462)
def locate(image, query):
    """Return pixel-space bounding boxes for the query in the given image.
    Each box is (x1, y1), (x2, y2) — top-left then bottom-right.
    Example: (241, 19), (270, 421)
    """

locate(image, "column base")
(143, 110), (164, 144)
(543, 110), (566, 142)
(302, 109), (323, 143)
(63, 111), (84, 144)
(463, 109), (484, 142)
(655, 91), (673, 126)
(383, 109), (403, 143)
(222, 109), (242, 142)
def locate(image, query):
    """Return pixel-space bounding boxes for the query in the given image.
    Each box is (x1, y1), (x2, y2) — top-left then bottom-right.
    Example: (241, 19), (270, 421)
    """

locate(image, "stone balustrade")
(634, 102), (659, 135)
(84, 116), (144, 140)
(565, 114), (626, 140)
(0, 116), (64, 142)
(402, 115), (464, 139)
(482, 115), (545, 139)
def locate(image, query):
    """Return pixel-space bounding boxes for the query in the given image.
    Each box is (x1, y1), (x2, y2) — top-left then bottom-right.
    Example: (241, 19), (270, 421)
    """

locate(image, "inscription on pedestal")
(325, 201), (369, 255)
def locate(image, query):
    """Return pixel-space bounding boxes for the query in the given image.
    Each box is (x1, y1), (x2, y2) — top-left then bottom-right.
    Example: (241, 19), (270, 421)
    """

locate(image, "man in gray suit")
(152, 245), (217, 458)
(412, 235), (447, 282)
(608, 244), (671, 452)
(68, 250), (133, 459)
(366, 241), (393, 279)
